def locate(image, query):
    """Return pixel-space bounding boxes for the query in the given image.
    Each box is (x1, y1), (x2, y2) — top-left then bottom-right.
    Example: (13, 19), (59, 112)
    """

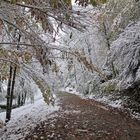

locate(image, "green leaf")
(10, 0), (17, 4)
(65, 13), (70, 20)
(90, 0), (97, 6)
(63, 0), (71, 6)
(101, 0), (107, 4)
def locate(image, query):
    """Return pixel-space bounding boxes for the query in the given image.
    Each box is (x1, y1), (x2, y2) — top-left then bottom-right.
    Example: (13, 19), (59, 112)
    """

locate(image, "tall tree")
(5, 65), (13, 122)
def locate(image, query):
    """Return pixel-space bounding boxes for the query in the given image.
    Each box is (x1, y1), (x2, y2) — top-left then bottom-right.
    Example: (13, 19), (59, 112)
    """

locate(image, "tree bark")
(5, 65), (13, 123)
(9, 66), (17, 118)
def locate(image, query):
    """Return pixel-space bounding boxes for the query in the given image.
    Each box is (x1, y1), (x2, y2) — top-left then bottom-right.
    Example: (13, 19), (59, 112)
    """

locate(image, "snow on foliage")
(110, 21), (140, 90)
(57, 7), (108, 95)
(105, 0), (140, 40)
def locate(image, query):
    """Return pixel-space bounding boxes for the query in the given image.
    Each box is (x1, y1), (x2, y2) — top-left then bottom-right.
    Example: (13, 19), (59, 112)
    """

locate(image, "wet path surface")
(25, 92), (140, 140)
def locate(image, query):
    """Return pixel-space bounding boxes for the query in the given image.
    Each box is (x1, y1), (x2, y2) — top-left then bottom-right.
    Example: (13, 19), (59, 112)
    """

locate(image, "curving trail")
(25, 92), (140, 140)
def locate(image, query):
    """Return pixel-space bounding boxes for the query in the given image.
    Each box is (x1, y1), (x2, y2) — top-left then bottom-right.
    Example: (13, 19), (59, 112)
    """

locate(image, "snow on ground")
(0, 94), (59, 140)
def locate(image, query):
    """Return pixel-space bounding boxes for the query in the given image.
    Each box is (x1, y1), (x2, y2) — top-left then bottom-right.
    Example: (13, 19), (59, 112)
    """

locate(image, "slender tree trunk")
(9, 66), (17, 118)
(21, 95), (23, 106)
(5, 28), (20, 122)
(5, 65), (13, 123)
(24, 92), (27, 104)
(5, 65), (17, 122)
(18, 95), (21, 107)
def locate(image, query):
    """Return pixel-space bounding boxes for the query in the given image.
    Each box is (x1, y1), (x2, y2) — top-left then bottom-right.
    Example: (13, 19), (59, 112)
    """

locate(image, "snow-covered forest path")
(25, 92), (140, 140)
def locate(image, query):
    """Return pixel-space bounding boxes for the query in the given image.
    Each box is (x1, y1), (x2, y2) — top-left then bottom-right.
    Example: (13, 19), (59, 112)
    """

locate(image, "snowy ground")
(0, 94), (59, 140)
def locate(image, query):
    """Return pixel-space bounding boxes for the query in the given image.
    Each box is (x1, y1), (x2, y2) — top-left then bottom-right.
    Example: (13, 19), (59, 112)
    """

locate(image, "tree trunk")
(23, 91), (27, 104)
(9, 66), (17, 118)
(17, 95), (21, 107)
(5, 28), (20, 122)
(5, 65), (13, 123)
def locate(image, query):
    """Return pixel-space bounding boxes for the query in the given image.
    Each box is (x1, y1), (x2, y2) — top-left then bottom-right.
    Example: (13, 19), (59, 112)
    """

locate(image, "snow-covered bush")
(110, 21), (140, 90)
(105, 0), (140, 41)
(100, 79), (119, 93)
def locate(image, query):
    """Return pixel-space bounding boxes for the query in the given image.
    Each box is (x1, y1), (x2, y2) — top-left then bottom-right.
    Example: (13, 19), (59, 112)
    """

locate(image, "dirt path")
(25, 92), (140, 140)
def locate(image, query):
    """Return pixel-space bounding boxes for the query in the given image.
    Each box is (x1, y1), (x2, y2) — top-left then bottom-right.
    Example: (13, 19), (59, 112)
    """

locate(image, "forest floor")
(25, 92), (140, 140)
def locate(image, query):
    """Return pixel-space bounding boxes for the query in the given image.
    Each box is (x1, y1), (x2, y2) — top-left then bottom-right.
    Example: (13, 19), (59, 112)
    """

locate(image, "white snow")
(0, 94), (59, 140)
(64, 87), (80, 95)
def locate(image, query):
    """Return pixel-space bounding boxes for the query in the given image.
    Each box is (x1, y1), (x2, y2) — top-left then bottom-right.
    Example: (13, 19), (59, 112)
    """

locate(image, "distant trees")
(103, 0), (140, 80)
(57, 0), (140, 101)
